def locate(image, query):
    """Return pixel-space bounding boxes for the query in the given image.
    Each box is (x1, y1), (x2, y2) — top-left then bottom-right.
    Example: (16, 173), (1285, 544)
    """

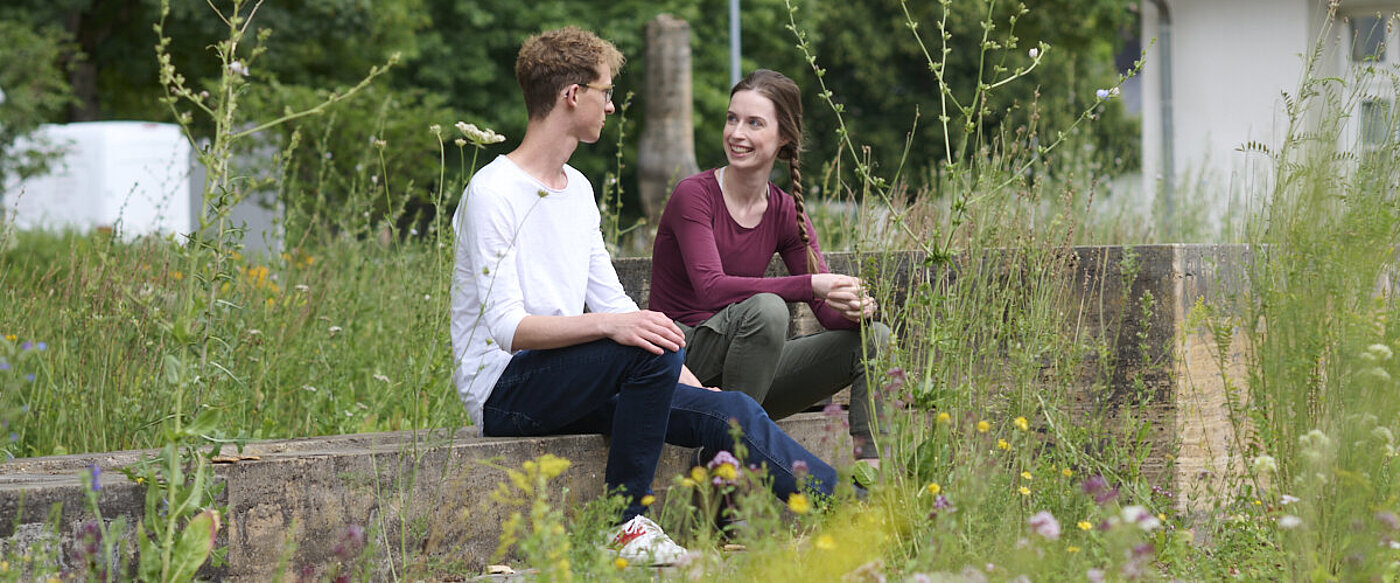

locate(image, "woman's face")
(723, 90), (786, 172)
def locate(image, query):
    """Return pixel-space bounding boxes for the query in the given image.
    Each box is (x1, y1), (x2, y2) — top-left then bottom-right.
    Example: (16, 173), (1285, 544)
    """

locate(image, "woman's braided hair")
(732, 69), (820, 274)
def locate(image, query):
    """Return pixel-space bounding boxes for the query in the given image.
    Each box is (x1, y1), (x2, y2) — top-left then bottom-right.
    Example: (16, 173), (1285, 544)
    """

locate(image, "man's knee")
(736, 293), (790, 338)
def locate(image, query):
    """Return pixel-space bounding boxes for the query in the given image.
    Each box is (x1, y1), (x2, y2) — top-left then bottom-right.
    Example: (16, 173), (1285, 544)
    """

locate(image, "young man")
(450, 27), (838, 566)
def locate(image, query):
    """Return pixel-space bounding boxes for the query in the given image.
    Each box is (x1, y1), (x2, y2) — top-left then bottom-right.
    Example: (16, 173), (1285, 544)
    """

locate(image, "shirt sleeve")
(668, 179), (813, 311)
(778, 205), (859, 332)
(585, 225), (640, 314)
(460, 183), (530, 352)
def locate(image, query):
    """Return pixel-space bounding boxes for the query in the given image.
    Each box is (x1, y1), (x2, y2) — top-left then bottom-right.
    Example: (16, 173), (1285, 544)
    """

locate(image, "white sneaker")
(605, 515), (688, 566)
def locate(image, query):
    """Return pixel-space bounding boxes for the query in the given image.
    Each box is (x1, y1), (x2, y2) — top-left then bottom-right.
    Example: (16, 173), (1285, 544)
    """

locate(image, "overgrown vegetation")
(1, 0), (1397, 581)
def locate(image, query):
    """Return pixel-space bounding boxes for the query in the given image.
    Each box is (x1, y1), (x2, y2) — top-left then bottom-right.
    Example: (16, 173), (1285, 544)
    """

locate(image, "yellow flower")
(681, 478), (697, 488)
(640, 495), (655, 507)
(816, 534), (836, 550)
(937, 412), (951, 424)
(1021, 471), (1033, 480)
(3, 334), (15, 342)
(1014, 416), (1030, 431)
(977, 420), (991, 433)
(1158, 512), (1167, 522)
(135, 476), (146, 485)
(1019, 486), (1031, 496)
(1253, 499), (1262, 506)
(266, 297), (276, 307)
(926, 482), (941, 496)
(690, 466), (707, 484)
(1062, 468), (1074, 477)
(997, 439), (1010, 451)
(614, 557), (629, 569)
(170, 270), (184, 281)
(1077, 521), (1092, 531)
(788, 493), (811, 515)
(1067, 546), (1080, 553)
(712, 463), (737, 482)
(0, 561), (7, 573)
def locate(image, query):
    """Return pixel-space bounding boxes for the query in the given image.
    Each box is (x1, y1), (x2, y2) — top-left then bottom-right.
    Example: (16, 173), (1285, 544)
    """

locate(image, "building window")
(1362, 99), (1392, 148)
(1352, 15), (1387, 62)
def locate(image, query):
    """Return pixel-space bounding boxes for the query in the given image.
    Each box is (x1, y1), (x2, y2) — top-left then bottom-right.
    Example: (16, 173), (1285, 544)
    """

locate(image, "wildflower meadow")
(3, 0), (1400, 581)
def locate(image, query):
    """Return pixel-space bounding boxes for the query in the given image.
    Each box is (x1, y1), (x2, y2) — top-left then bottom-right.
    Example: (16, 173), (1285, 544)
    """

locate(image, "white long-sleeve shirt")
(450, 155), (637, 426)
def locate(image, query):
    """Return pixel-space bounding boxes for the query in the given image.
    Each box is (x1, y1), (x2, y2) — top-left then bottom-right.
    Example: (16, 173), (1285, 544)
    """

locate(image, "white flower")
(1281, 494), (1300, 505)
(1028, 48), (1040, 59)
(302, 385), (318, 393)
(294, 284), (310, 293)
(329, 325), (343, 334)
(1122, 505), (1161, 531)
(1370, 343), (1394, 361)
(227, 60), (249, 77)
(1278, 515), (1302, 529)
(455, 121), (506, 146)
(1252, 455), (1278, 475)
(373, 374), (390, 383)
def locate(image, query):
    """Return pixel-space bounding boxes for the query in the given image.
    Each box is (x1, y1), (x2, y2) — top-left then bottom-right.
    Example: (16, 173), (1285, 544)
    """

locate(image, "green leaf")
(167, 509), (218, 582)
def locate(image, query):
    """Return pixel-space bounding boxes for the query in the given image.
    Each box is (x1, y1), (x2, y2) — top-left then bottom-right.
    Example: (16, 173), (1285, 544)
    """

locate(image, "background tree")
(0, 0), (1137, 229)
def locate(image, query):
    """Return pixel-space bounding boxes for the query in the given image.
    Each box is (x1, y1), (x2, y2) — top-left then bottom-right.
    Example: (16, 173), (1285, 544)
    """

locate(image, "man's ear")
(562, 84), (578, 108)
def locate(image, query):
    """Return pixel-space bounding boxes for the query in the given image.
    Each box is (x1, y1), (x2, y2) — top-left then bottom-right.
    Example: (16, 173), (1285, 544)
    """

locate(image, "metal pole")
(730, 0), (741, 87)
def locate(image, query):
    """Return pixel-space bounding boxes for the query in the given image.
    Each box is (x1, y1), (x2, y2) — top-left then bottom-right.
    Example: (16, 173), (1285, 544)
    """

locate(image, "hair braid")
(788, 156), (820, 274)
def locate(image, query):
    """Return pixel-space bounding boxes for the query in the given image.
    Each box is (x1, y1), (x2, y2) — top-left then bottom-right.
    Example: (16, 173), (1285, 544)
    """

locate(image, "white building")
(1138, 0), (1399, 233)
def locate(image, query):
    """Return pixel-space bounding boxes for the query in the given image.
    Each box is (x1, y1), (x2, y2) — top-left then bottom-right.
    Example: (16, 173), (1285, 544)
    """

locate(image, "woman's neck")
(719, 165), (770, 205)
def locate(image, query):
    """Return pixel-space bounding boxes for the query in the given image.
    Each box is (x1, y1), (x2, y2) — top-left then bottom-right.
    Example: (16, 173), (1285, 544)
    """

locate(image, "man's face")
(575, 63), (615, 144)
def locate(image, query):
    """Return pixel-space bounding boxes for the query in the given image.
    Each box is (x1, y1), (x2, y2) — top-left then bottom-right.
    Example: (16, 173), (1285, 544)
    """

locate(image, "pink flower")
(1028, 510), (1061, 540)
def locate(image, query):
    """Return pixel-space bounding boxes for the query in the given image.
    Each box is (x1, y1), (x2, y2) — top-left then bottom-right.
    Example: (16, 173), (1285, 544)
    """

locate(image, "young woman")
(650, 69), (890, 461)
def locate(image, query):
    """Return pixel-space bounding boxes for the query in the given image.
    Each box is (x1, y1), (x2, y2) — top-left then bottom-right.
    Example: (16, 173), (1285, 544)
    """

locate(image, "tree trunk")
(637, 14), (700, 227)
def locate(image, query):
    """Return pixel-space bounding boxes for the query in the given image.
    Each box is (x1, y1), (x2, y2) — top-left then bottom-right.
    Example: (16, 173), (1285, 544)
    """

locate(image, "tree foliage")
(0, 19), (74, 191)
(0, 0), (1137, 221)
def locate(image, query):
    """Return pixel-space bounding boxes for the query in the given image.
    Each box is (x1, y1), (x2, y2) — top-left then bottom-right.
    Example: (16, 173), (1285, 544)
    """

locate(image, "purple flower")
(1378, 511), (1400, 531)
(1028, 510), (1061, 540)
(88, 463), (102, 492)
(822, 401), (843, 418)
(0, 361), (9, 371)
(20, 342), (32, 351)
(24, 374), (34, 382)
(1087, 568), (1106, 583)
(792, 459), (809, 478)
(332, 524), (366, 561)
(36, 342), (46, 351)
(1082, 475), (1108, 495)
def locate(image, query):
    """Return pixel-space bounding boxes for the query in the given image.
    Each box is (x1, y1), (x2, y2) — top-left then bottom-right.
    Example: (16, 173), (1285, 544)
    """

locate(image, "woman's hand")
(826, 287), (878, 322)
(812, 273), (861, 299)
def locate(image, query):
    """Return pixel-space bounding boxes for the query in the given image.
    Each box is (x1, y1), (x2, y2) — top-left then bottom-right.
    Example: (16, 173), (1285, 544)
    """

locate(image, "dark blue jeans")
(482, 339), (836, 521)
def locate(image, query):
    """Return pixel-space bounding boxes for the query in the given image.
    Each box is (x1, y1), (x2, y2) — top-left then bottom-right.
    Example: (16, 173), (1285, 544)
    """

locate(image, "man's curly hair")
(515, 27), (625, 120)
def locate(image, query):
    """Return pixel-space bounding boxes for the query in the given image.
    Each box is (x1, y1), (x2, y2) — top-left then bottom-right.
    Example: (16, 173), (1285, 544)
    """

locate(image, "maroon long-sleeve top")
(649, 169), (857, 331)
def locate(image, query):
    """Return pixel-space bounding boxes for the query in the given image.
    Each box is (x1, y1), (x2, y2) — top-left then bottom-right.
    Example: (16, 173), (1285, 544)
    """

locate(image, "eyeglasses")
(580, 83), (614, 102)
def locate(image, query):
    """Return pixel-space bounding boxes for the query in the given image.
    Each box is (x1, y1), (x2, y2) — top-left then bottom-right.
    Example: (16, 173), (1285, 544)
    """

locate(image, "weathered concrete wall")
(0, 416), (850, 581)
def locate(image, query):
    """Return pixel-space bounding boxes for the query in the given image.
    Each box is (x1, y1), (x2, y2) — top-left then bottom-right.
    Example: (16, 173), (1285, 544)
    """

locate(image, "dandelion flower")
(815, 534), (836, 550)
(1066, 546), (1080, 553)
(1019, 486), (1031, 496)
(613, 557), (629, 569)
(1014, 416), (1029, 431)
(926, 482), (941, 496)
(690, 466), (707, 484)
(788, 493), (811, 514)
(936, 412), (951, 424)
(640, 495), (655, 507)
(1077, 520), (1092, 531)
(1062, 468), (1074, 477)
(977, 420), (990, 433)
(1021, 471), (1033, 480)
(997, 439), (1011, 451)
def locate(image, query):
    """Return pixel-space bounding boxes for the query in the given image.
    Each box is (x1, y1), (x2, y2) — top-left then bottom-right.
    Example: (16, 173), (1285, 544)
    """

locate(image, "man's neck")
(506, 118), (580, 190)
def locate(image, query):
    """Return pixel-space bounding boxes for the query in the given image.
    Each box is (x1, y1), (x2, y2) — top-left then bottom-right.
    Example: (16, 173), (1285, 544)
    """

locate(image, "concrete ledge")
(0, 413), (850, 581)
